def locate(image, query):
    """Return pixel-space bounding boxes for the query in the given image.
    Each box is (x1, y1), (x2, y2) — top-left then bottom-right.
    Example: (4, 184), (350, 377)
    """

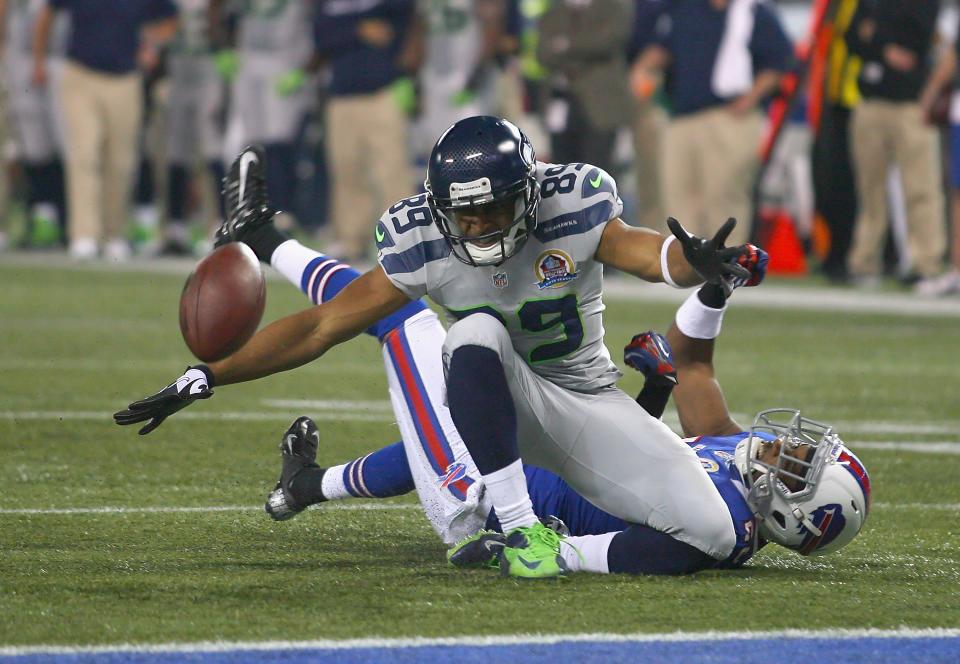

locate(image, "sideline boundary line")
(3, 627), (959, 656)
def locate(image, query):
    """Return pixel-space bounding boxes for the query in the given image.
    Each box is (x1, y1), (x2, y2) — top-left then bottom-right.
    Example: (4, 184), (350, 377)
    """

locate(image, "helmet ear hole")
(772, 511), (786, 528)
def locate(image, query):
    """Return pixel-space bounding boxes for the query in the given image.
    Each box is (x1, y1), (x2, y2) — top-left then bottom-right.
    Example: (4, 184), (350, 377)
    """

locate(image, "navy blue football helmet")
(425, 116), (540, 266)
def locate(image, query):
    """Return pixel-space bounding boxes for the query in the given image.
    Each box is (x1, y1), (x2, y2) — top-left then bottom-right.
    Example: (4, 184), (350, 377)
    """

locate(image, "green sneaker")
(447, 530), (506, 569)
(30, 215), (61, 247)
(500, 522), (568, 579)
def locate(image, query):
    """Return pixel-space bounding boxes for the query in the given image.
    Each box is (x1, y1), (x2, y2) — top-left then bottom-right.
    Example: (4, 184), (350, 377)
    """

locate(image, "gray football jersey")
(237, 0), (312, 61)
(171, 0), (213, 57)
(420, 0), (481, 79)
(376, 162), (624, 392)
(5, 0), (69, 57)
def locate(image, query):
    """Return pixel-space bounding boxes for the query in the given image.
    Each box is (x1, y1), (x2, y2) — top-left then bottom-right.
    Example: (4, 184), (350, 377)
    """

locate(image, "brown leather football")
(179, 243), (266, 362)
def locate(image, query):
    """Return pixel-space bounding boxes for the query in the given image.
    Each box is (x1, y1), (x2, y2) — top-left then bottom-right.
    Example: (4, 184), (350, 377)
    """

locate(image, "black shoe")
(216, 145), (276, 248)
(264, 416), (323, 521)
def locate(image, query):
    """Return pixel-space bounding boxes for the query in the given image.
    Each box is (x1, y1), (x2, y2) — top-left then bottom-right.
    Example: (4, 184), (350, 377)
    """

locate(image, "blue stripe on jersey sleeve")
(380, 238), (451, 275)
(533, 200), (616, 243)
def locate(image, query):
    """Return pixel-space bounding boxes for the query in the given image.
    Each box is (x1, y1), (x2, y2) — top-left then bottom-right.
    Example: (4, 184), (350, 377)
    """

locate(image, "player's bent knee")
(443, 313), (510, 358)
(689, 517), (737, 560)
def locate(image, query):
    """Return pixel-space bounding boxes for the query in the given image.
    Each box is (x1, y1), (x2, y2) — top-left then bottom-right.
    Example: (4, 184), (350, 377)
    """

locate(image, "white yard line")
(1, 502), (955, 517)
(2, 628), (959, 657)
(0, 410), (395, 423)
(261, 399), (393, 412)
(4, 252), (960, 318)
(852, 441), (960, 455)
(604, 279), (960, 318)
(0, 503), (419, 516)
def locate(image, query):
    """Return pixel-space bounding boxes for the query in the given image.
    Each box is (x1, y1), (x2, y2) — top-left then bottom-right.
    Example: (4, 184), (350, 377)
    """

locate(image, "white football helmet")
(735, 409), (872, 556)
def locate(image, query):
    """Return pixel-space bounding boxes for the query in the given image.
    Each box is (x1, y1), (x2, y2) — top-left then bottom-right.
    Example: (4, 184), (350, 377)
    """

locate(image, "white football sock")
(482, 459), (538, 532)
(561, 532), (618, 574)
(271, 239), (317, 287)
(320, 463), (351, 500)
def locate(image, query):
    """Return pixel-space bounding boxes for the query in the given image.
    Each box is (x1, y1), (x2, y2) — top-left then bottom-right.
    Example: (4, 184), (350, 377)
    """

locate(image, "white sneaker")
(103, 238), (132, 263)
(69, 238), (99, 260)
(914, 270), (960, 297)
(850, 274), (881, 290)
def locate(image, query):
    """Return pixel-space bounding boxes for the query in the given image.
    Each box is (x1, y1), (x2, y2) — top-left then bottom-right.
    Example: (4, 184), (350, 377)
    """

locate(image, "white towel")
(711, 0), (759, 99)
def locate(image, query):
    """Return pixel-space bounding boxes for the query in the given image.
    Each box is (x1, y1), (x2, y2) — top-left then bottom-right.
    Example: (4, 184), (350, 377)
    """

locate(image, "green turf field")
(1, 261), (959, 647)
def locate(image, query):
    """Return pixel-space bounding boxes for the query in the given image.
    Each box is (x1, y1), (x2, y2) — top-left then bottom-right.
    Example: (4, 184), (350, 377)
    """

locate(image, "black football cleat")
(447, 530), (507, 569)
(216, 145), (276, 248)
(264, 416), (324, 521)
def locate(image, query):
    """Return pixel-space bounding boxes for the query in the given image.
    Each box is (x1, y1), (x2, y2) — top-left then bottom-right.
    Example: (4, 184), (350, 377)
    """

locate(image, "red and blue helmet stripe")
(838, 448), (872, 516)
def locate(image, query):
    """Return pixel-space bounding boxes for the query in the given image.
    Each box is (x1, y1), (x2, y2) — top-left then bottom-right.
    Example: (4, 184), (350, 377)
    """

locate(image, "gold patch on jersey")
(534, 249), (579, 290)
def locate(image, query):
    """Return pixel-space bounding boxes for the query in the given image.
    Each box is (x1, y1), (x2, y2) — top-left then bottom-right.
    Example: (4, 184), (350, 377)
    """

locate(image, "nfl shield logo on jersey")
(492, 272), (509, 289)
(534, 250), (579, 289)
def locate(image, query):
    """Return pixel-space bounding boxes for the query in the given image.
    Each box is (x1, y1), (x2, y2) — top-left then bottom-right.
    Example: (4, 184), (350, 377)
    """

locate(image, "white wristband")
(660, 235), (682, 289)
(675, 290), (726, 340)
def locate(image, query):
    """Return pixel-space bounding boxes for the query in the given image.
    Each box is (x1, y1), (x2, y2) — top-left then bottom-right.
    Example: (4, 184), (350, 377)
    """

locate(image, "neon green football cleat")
(447, 530), (506, 569)
(499, 522), (568, 579)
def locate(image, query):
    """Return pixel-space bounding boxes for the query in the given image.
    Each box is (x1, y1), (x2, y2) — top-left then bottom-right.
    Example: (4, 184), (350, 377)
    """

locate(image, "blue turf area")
(5, 636), (960, 664)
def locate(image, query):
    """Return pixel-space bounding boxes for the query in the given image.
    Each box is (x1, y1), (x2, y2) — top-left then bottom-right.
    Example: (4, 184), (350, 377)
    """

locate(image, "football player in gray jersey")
(0, 0), (69, 246)
(165, 0), (229, 253)
(116, 117), (755, 579)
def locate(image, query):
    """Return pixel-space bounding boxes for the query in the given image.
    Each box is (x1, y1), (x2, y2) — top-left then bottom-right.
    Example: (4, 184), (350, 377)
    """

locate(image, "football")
(179, 242), (266, 362)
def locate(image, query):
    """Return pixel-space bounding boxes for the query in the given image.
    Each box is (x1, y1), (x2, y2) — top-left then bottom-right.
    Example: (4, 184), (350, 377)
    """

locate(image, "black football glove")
(666, 217), (751, 294)
(113, 366), (214, 435)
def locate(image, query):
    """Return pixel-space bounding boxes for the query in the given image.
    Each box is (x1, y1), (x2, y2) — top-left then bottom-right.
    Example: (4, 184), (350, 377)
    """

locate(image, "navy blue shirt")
(653, 0), (792, 116)
(627, 0), (668, 62)
(52, 0), (177, 75)
(314, 0), (415, 96)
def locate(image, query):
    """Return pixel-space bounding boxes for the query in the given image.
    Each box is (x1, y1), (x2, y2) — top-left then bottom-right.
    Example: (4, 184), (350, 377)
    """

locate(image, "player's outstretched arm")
(210, 266), (410, 385)
(114, 267), (411, 434)
(595, 218), (750, 287)
(667, 316), (742, 439)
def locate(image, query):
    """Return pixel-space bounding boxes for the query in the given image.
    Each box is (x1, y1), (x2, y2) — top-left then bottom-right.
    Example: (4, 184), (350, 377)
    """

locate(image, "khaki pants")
(849, 99), (945, 277)
(60, 61), (142, 244)
(662, 106), (763, 245)
(326, 87), (412, 260)
(633, 99), (666, 232)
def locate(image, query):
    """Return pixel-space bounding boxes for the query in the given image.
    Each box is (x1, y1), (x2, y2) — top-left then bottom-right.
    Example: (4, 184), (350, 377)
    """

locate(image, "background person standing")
(32, 0), (179, 262)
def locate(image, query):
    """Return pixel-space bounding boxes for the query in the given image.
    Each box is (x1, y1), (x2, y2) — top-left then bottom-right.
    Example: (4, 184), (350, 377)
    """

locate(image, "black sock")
(208, 160), (227, 218)
(635, 375), (676, 419)
(243, 223), (289, 264)
(697, 282), (727, 309)
(285, 460), (328, 505)
(168, 164), (189, 221)
(608, 524), (715, 575)
(446, 345), (519, 474)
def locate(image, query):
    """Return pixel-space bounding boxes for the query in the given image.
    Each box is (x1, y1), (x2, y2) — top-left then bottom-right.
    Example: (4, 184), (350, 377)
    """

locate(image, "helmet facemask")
(426, 168), (540, 267)
(735, 409), (847, 553)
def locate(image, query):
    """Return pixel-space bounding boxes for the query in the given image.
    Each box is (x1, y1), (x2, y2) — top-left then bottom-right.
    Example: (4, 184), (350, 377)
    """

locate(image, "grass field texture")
(1, 261), (959, 647)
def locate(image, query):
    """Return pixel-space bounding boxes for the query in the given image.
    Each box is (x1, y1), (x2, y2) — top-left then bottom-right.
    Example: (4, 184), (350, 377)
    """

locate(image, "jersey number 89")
(451, 294), (583, 363)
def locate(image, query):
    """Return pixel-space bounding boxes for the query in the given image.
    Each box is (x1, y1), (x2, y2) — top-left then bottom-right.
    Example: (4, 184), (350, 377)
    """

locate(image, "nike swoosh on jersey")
(375, 225), (385, 242)
(589, 173), (602, 188)
(238, 151), (259, 204)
